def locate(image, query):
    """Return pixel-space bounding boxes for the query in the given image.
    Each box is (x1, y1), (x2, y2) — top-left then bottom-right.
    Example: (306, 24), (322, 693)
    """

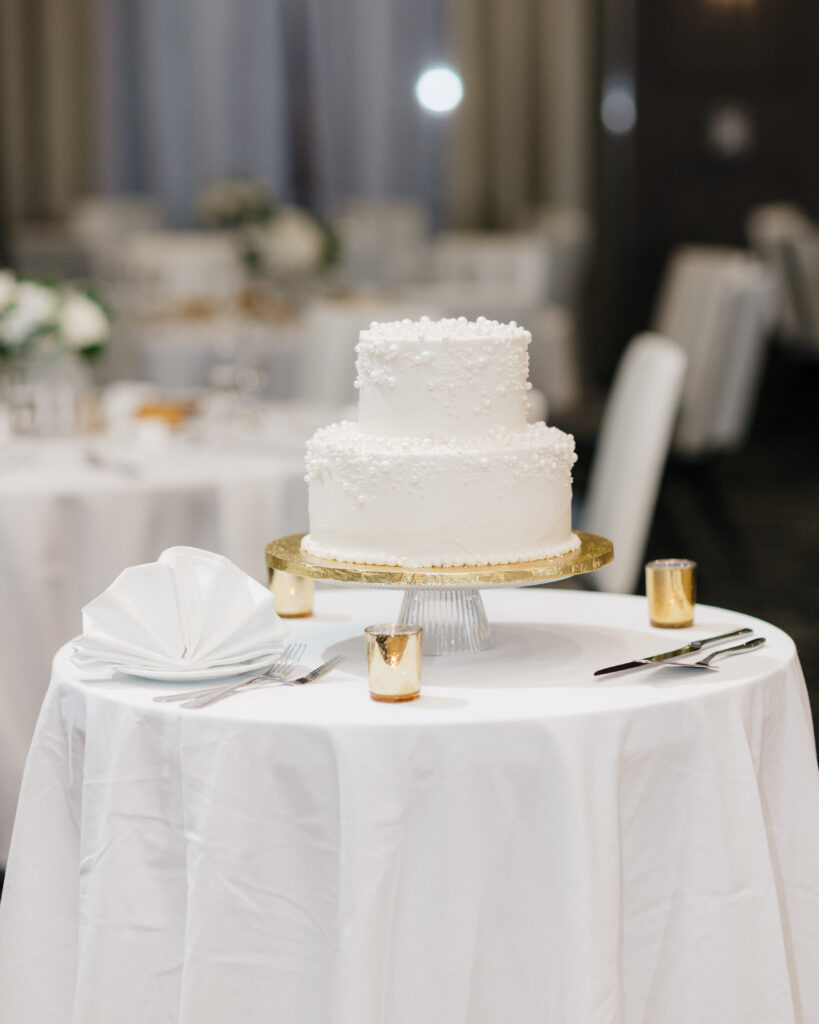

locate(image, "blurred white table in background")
(99, 314), (304, 399)
(0, 398), (337, 859)
(1, 589), (817, 1023)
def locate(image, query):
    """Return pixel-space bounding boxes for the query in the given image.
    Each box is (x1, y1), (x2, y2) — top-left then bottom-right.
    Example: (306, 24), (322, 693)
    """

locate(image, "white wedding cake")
(301, 316), (581, 568)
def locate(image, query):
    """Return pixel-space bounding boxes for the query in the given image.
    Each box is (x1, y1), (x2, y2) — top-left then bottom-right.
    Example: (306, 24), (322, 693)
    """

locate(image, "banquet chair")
(746, 203), (819, 357)
(652, 246), (777, 460)
(650, 246), (777, 570)
(520, 205), (594, 317)
(427, 230), (551, 306)
(333, 197), (430, 287)
(69, 194), (164, 282)
(580, 333), (687, 594)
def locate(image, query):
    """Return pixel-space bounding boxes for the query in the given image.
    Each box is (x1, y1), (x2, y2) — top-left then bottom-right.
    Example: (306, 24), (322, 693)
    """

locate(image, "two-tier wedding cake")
(301, 316), (581, 568)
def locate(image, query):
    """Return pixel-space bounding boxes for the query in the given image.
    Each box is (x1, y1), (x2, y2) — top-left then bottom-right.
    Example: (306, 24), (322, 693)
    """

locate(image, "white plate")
(72, 648), (285, 682)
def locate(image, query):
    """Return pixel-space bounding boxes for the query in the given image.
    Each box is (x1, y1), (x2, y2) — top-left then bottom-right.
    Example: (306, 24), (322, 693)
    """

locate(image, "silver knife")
(594, 627), (754, 676)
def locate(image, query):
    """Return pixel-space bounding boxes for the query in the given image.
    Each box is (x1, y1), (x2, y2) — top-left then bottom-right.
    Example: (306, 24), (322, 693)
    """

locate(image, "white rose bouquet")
(196, 176), (277, 229)
(0, 271), (112, 358)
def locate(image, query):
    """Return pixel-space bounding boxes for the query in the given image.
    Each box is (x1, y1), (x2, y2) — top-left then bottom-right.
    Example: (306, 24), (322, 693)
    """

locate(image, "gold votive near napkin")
(270, 569), (315, 618)
(645, 558), (697, 628)
(365, 624), (422, 702)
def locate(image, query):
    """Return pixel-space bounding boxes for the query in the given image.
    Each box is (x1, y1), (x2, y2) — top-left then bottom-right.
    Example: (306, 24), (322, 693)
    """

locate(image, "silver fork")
(657, 637), (766, 670)
(153, 643), (306, 703)
(180, 654), (344, 709)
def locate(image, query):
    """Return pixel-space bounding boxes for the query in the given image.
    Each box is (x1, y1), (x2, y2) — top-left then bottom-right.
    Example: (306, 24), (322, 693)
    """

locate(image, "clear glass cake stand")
(265, 532), (614, 656)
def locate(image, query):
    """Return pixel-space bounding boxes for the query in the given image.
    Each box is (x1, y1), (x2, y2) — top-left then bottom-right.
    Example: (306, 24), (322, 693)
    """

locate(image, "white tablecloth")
(0, 403), (334, 858)
(1, 588), (818, 1024)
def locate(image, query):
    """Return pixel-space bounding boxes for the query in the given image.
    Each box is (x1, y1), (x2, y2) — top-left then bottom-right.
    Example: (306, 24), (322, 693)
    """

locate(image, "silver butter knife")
(593, 627), (753, 676)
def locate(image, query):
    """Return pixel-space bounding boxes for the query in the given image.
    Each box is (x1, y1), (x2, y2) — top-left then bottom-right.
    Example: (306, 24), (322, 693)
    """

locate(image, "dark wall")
(596, 0), (819, 372)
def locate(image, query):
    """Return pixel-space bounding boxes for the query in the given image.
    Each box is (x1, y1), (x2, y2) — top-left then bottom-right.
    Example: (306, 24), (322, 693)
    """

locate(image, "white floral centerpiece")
(194, 178), (340, 312)
(248, 204), (338, 277)
(0, 272), (112, 359)
(0, 271), (113, 435)
(58, 289), (113, 355)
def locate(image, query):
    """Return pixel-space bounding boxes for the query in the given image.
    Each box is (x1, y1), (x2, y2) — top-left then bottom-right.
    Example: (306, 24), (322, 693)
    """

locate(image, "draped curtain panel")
(92, 0), (292, 226)
(0, 0), (589, 231)
(304, 0), (445, 217)
(0, 0), (94, 222)
(446, 0), (595, 228)
(92, 0), (445, 223)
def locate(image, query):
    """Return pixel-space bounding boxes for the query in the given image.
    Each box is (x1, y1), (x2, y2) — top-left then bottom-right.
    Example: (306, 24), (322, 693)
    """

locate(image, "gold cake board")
(265, 531), (613, 589)
(266, 532), (614, 656)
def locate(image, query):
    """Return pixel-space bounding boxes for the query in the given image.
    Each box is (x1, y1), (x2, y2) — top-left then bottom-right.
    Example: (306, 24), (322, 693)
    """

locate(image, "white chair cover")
(652, 246), (777, 458)
(746, 203), (819, 354)
(582, 333), (688, 594)
(521, 205), (593, 315)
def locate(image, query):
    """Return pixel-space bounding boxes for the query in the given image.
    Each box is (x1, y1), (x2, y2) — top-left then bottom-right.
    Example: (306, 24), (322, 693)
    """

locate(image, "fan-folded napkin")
(75, 546), (286, 671)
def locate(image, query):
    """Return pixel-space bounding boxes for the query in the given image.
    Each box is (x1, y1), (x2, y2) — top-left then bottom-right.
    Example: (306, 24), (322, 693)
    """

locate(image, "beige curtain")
(446, 0), (595, 228)
(0, 0), (95, 224)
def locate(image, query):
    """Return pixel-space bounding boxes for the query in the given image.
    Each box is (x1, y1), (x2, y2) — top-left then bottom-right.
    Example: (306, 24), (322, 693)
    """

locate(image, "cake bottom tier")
(302, 422), (581, 568)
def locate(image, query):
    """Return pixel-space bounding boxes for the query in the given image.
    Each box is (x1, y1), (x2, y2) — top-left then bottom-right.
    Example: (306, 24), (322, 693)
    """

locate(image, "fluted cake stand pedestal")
(265, 532), (614, 656)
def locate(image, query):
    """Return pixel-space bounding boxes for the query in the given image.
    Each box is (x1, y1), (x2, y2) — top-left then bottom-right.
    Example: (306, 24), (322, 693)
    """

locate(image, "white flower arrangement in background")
(0, 272), (112, 358)
(195, 176), (277, 229)
(58, 289), (112, 352)
(248, 204), (338, 276)
(196, 176), (340, 283)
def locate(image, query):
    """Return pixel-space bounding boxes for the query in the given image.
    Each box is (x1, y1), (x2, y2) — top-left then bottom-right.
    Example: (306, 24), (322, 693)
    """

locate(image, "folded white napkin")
(75, 546), (286, 673)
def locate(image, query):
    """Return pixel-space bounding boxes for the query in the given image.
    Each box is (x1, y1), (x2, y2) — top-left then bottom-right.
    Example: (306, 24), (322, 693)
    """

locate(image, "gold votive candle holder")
(365, 624), (422, 703)
(270, 569), (315, 618)
(645, 558), (697, 628)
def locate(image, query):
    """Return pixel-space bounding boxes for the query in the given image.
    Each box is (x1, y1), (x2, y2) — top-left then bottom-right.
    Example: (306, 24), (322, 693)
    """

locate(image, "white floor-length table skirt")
(0, 410), (328, 859)
(1, 588), (818, 1024)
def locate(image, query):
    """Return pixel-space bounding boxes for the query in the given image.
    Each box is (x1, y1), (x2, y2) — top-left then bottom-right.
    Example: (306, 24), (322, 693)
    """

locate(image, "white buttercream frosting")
(302, 316), (580, 568)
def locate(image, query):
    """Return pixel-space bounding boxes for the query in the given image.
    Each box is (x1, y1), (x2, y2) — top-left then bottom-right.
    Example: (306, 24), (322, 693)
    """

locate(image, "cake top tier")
(360, 315), (531, 344)
(355, 315), (533, 440)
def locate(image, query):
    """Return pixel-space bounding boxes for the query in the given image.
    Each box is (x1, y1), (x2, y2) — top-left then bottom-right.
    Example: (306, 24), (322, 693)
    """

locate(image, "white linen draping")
(0, 415), (325, 859)
(1, 588), (818, 1024)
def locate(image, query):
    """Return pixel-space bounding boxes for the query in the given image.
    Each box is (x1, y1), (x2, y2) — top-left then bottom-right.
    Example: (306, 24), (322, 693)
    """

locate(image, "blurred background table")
(0, 394), (339, 859)
(1, 588), (817, 1024)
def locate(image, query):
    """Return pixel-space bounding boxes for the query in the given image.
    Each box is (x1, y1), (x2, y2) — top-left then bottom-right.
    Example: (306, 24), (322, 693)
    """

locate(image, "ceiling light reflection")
(415, 66), (464, 115)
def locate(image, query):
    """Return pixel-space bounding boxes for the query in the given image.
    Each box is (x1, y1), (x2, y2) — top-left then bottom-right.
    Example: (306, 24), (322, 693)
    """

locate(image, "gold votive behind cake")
(270, 569), (315, 618)
(365, 624), (422, 702)
(645, 559), (697, 628)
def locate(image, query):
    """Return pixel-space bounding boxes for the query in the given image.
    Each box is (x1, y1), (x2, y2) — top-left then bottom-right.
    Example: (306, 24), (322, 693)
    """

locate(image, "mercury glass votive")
(365, 624), (422, 702)
(270, 568), (315, 618)
(645, 559), (697, 628)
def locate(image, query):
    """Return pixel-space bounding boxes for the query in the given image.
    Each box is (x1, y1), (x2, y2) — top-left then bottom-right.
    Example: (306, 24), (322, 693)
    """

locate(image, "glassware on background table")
(270, 569), (315, 618)
(364, 624), (422, 702)
(645, 558), (697, 628)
